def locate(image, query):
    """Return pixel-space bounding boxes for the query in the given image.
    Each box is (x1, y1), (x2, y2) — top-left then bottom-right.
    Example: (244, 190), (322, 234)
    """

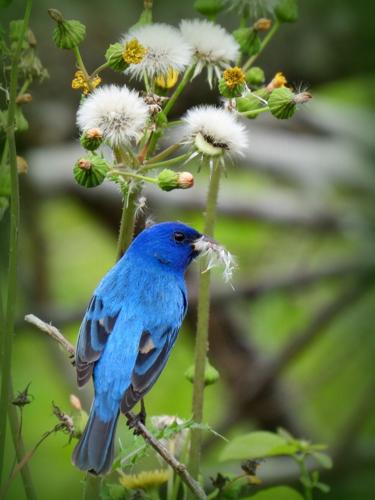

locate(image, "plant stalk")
(242, 20), (281, 71)
(240, 106), (270, 118)
(0, 0), (33, 486)
(141, 152), (190, 172)
(188, 163), (221, 480)
(116, 187), (140, 260)
(83, 475), (101, 500)
(163, 64), (195, 117)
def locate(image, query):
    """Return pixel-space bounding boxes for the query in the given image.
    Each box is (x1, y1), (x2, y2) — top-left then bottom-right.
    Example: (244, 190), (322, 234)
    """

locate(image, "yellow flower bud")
(154, 68), (179, 89)
(253, 18), (272, 31)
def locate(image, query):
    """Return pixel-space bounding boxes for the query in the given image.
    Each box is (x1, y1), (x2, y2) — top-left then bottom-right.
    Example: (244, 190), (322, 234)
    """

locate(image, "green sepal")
(233, 27), (261, 56)
(157, 169), (179, 191)
(193, 0), (225, 19)
(218, 78), (245, 98)
(246, 66), (265, 87)
(268, 87), (296, 119)
(130, 6), (152, 31)
(52, 18), (86, 50)
(73, 154), (110, 188)
(275, 0), (299, 23)
(105, 43), (128, 72)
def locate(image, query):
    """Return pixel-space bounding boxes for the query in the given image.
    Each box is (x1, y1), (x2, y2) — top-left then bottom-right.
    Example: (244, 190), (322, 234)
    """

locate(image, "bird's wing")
(76, 295), (120, 387)
(120, 289), (187, 413)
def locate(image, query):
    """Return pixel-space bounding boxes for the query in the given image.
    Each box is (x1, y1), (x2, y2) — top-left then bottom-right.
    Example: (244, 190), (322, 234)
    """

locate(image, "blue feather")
(72, 222), (202, 475)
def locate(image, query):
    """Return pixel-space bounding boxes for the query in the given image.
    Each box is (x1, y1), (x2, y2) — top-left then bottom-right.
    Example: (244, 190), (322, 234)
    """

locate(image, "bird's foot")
(126, 400), (146, 435)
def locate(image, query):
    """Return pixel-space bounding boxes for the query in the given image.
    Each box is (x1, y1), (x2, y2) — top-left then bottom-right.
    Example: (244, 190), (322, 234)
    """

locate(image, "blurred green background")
(1, 0), (375, 499)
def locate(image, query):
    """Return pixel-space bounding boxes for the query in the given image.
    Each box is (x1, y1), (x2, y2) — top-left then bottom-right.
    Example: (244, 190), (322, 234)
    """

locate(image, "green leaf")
(312, 451), (333, 469)
(220, 431), (298, 461)
(246, 486), (304, 500)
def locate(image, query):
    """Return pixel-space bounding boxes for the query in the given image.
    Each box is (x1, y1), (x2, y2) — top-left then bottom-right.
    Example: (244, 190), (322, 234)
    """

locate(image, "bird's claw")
(126, 400), (146, 435)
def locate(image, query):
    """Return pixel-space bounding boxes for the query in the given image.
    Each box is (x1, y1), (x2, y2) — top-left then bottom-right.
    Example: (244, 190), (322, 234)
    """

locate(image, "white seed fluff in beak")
(194, 236), (236, 283)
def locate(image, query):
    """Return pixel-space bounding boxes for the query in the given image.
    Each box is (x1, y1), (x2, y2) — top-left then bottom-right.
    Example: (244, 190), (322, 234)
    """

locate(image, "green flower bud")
(246, 67), (265, 87)
(236, 92), (265, 118)
(218, 78), (245, 98)
(233, 27), (261, 56)
(193, 0), (225, 19)
(268, 87), (296, 119)
(15, 106), (29, 132)
(80, 128), (103, 151)
(275, 0), (299, 23)
(105, 43), (128, 72)
(49, 9), (86, 50)
(73, 154), (110, 188)
(157, 169), (194, 192)
(185, 360), (220, 387)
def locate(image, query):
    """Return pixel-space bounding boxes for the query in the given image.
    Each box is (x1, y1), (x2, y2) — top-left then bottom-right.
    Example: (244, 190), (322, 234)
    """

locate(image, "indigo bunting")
(72, 221), (209, 475)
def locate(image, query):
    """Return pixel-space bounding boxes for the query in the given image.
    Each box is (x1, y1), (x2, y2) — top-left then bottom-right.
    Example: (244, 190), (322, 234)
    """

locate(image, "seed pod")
(233, 27), (261, 56)
(73, 154), (109, 188)
(268, 87), (296, 119)
(80, 128), (103, 151)
(49, 10), (86, 50)
(275, 0), (299, 23)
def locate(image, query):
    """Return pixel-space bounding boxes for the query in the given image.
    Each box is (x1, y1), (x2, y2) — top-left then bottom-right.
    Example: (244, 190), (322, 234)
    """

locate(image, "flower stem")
(89, 61), (110, 78)
(188, 163), (221, 480)
(113, 170), (158, 184)
(242, 20), (281, 71)
(72, 46), (91, 87)
(83, 475), (101, 500)
(141, 152), (190, 172)
(0, 0), (33, 487)
(163, 64), (195, 117)
(116, 186), (140, 260)
(240, 105), (270, 117)
(146, 143), (182, 164)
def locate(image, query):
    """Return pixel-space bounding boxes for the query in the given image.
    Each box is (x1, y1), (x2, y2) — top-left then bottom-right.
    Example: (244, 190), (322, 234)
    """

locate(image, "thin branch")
(24, 314), (206, 500)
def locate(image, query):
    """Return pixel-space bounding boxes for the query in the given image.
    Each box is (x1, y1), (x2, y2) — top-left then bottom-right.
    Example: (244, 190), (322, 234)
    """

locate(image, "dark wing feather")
(120, 326), (180, 413)
(76, 295), (119, 387)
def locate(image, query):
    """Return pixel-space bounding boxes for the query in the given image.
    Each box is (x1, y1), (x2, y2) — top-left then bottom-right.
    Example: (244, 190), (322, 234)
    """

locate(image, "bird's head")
(128, 221), (211, 273)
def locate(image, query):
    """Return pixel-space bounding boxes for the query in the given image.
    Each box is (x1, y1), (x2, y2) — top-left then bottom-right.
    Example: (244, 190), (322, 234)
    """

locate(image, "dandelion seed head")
(180, 19), (239, 86)
(182, 105), (248, 159)
(122, 23), (192, 79)
(76, 84), (149, 148)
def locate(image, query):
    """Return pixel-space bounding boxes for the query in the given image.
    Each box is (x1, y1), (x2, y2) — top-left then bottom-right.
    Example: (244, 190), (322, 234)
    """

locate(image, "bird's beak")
(192, 234), (218, 254)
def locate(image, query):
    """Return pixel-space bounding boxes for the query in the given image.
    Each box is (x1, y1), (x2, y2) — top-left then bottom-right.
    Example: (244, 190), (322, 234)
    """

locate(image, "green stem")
(242, 20), (281, 71)
(72, 46), (91, 83)
(89, 61), (110, 78)
(116, 187), (140, 260)
(0, 0), (33, 487)
(141, 152), (190, 172)
(188, 163), (221, 480)
(296, 455), (313, 500)
(113, 170), (157, 184)
(240, 106), (270, 118)
(83, 474), (101, 500)
(146, 143), (182, 164)
(163, 64), (196, 117)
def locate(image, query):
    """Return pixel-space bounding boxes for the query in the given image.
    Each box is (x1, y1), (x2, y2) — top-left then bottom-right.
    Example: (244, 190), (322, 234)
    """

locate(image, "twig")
(24, 314), (206, 500)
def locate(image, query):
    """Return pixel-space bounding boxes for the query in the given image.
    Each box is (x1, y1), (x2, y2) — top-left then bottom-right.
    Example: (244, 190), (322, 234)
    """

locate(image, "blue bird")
(72, 221), (208, 475)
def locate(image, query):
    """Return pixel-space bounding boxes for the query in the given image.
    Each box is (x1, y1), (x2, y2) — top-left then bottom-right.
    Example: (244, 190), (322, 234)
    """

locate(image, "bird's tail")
(72, 404), (119, 475)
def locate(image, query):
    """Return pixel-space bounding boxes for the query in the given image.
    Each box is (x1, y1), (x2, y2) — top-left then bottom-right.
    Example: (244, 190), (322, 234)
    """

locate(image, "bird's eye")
(173, 231), (186, 242)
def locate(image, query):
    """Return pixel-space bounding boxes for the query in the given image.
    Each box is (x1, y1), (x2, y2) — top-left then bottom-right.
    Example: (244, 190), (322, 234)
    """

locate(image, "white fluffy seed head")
(194, 237), (237, 283)
(180, 19), (239, 84)
(76, 85), (149, 148)
(183, 105), (248, 157)
(122, 23), (193, 80)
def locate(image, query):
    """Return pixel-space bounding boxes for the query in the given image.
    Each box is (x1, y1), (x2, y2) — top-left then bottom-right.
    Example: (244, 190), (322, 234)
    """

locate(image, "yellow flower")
(267, 71), (287, 91)
(71, 70), (101, 95)
(154, 67), (179, 89)
(223, 66), (246, 89)
(119, 469), (170, 490)
(123, 38), (147, 65)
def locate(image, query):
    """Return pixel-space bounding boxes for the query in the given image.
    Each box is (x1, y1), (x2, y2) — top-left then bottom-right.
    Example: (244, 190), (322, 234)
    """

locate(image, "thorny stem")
(188, 163), (222, 481)
(24, 315), (206, 500)
(141, 152), (190, 172)
(0, 0), (33, 488)
(242, 20), (281, 71)
(163, 64), (196, 117)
